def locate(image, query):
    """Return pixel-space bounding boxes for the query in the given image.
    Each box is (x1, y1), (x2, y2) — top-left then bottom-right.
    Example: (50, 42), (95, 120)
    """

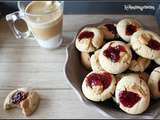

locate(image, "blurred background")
(0, 1), (159, 15)
(0, 1), (160, 22)
(0, 0), (160, 23)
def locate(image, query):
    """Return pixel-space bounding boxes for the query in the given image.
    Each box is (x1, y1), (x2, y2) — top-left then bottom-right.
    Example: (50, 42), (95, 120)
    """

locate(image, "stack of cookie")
(75, 18), (160, 115)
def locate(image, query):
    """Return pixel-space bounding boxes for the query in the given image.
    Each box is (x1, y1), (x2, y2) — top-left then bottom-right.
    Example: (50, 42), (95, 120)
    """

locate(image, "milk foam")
(25, 1), (62, 27)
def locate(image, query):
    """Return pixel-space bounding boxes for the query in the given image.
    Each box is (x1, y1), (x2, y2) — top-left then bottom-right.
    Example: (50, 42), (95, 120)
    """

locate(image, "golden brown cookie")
(98, 23), (118, 40)
(75, 27), (104, 53)
(115, 74), (150, 114)
(82, 71), (116, 101)
(90, 49), (104, 71)
(4, 88), (40, 116)
(117, 18), (142, 42)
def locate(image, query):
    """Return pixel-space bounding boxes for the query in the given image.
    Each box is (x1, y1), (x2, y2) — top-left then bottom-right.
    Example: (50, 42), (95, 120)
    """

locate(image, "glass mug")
(6, 1), (64, 49)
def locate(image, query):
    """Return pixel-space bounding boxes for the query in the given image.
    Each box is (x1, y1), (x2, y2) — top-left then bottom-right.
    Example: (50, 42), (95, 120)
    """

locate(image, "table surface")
(0, 14), (159, 119)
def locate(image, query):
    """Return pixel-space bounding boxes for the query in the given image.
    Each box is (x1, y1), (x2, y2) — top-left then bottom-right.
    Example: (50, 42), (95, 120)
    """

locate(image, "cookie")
(20, 91), (40, 116)
(82, 71), (116, 102)
(115, 72), (149, 84)
(154, 57), (160, 65)
(116, 18), (142, 42)
(4, 88), (40, 116)
(98, 23), (118, 40)
(115, 74), (150, 114)
(129, 49), (151, 72)
(90, 49), (104, 72)
(148, 66), (160, 99)
(75, 27), (104, 53)
(4, 88), (28, 110)
(99, 41), (132, 74)
(131, 30), (160, 59)
(138, 72), (149, 83)
(81, 52), (92, 70)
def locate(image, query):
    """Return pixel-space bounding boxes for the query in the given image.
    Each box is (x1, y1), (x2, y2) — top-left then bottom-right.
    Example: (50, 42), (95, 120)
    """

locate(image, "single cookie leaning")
(4, 88), (40, 116)
(131, 30), (160, 59)
(99, 41), (132, 74)
(129, 49), (151, 72)
(116, 18), (142, 42)
(98, 23), (118, 40)
(75, 27), (104, 53)
(90, 49), (104, 72)
(82, 71), (116, 102)
(148, 66), (160, 99)
(115, 74), (150, 114)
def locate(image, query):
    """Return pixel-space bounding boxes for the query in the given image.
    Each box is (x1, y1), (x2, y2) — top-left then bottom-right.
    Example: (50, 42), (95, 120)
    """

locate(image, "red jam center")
(103, 44), (126, 63)
(119, 90), (141, 108)
(104, 24), (117, 34)
(147, 39), (160, 50)
(78, 31), (94, 40)
(86, 72), (112, 90)
(158, 80), (160, 92)
(11, 91), (28, 104)
(126, 24), (137, 36)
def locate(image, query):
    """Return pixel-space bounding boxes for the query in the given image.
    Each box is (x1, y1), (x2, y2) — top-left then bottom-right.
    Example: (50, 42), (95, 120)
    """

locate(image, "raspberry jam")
(103, 44), (126, 63)
(104, 24), (117, 34)
(78, 31), (94, 40)
(147, 39), (160, 50)
(119, 90), (141, 108)
(86, 72), (112, 90)
(11, 91), (28, 104)
(126, 24), (137, 36)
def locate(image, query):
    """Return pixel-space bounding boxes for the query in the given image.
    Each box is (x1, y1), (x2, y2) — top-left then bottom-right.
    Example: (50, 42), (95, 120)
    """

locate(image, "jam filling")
(103, 44), (126, 63)
(86, 72), (112, 90)
(126, 24), (137, 36)
(11, 91), (28, 104)
(158, 80), (160, 92)
(119, 90), (141, 108)
(104, 24), (117, 34)
(147, 39), (160, 50)
(78, 31), (94, 40)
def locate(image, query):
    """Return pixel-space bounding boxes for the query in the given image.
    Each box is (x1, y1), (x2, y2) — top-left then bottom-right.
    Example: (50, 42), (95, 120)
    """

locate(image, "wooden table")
(0, 15), (159, 119)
